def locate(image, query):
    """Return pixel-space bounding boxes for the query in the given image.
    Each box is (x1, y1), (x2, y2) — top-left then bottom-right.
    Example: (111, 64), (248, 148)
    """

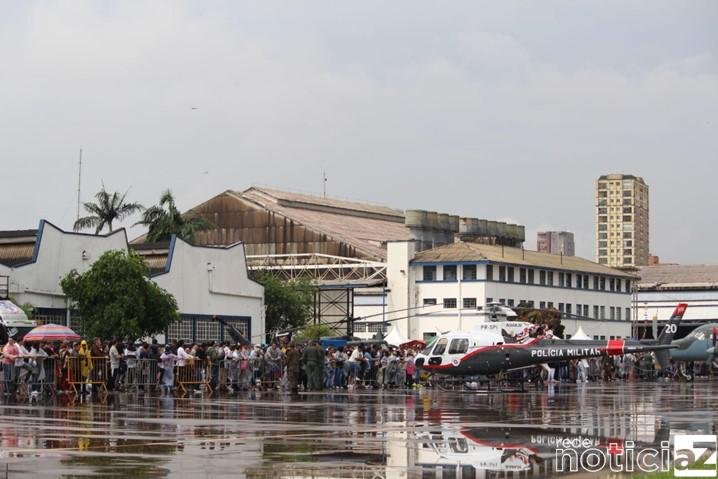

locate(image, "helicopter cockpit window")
(449, 437), (469, 453)
(432, 338), (448, 355)
(421, 337), (437, 356)
(448, 338), (469, 354)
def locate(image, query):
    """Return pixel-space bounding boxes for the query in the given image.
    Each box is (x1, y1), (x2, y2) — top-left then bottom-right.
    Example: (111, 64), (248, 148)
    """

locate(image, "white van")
(0, 300), (36, 342)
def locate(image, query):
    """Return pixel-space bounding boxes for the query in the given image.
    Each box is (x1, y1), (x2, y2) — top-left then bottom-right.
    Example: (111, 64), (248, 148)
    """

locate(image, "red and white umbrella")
(23, 324), (80, 342)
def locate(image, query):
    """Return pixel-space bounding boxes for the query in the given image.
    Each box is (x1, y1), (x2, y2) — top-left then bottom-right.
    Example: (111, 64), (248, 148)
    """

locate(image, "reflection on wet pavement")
(0, 382), (716, 477)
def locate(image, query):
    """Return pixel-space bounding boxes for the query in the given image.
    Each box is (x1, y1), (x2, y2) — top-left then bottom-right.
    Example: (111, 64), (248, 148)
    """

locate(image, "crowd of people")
(0, 337), (425, 398)
(0, 334), (711, 399)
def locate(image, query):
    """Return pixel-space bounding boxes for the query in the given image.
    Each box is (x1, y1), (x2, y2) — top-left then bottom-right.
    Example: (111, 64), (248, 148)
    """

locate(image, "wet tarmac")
(0, 381), (716, 478)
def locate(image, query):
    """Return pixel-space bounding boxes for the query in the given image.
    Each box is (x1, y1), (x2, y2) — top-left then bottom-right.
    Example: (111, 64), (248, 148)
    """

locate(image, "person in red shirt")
(2, 337), (19, 395)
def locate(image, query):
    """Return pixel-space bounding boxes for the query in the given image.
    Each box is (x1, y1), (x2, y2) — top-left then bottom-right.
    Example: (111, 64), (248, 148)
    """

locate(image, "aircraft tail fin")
(656, 303), (687, 345)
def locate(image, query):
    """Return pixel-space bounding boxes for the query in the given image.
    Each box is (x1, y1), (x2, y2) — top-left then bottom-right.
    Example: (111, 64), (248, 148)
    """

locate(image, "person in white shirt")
(176, 341), (191, 367)
(108, 339), (123, 391)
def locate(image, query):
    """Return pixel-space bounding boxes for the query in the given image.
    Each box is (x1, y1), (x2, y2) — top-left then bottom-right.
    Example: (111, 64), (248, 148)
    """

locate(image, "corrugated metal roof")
(235, 188), (411, 261)
(0, 229), (37, 240)
(244, 186), (404, 221)
(0, 243), (35, 266)
(638, 265), (718, 289)
(412, 241), (636, 278)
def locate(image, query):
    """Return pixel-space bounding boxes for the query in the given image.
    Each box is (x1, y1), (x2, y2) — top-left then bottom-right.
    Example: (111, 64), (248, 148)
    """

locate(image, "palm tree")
(136, 189), (213, 243)
(73, 187), (144, 234)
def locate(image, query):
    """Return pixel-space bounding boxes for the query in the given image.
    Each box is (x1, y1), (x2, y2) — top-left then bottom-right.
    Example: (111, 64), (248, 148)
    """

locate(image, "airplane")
(654, 320), (718, 371)
(414, 303), (687, 377)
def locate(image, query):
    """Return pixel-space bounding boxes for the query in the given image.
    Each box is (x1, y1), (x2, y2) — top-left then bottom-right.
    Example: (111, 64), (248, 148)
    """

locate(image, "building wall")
(386, 241), (417, 340)
(386, 241), (633, 340)
(191, 192), (364, 258)
(2, 221), (128, 310)
(537, 231), (575, 256)
(152, 238), (265, 343)
(636, 289), (718, 323)
(0, 220), (265, 343)
(596, 174), (649, 267)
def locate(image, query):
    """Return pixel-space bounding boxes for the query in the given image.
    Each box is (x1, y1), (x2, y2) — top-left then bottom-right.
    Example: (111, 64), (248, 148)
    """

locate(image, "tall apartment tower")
(537, 231), (575, 256)
(596, 174), (649, 267)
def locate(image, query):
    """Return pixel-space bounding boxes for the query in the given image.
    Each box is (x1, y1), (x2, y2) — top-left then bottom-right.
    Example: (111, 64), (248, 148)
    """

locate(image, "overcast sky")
(1, 1), (716, 263)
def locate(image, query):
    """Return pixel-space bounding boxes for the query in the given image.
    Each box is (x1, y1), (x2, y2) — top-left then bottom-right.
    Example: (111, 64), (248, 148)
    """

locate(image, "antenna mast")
(76, 148), (82, 221)
(323, 170), (327, 198)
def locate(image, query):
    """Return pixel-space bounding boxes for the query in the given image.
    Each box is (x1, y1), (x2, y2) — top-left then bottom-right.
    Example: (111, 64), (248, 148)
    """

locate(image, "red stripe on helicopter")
(604, 339), (625, 355)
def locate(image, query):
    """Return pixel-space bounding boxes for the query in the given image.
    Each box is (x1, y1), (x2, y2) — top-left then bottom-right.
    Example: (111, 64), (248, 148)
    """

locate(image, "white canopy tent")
(384, 325), (408, 347)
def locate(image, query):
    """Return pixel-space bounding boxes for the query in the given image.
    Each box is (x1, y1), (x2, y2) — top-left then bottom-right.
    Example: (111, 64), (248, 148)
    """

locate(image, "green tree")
(135, 189), (212, 243)
(73, 187), (144, 234)
(516, 304), (565, 338)
(252, 272), (314, 333)
(61, 250), (179, 339)
(296, 323), (335, 341)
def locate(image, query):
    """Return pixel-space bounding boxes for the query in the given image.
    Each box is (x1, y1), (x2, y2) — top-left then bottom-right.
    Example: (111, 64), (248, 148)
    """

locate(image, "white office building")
(385, 241), (636, 341)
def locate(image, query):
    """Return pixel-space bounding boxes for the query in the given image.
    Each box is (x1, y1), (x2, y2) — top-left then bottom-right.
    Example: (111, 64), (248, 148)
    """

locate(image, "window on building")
(507, 299), (515, 307)
(486, 264), (494, 281)
(448, 338), (469, 355)
(610, 307), (615, 320)
(599, 233), (608, 239)
(584, 305), (589, 317)
(558, 272), (565, 287)
(576, 275), (582, 289)
(623, 215), (632, 222)
(507, 267), (515, 283)
(486, 297), (493, 304)
(527, 300), (535, 308)
(558, 303), (564, 312)
(600, 306), (606, 319)
(625, 308), (631, 320)
(616, 308), (622, 320)
(539, 270), (546, 285)
(576, 304), (582, 315)
(609, 278), (616, 291)
(444, 265), (457, 281)
(600, 277), (606, 290)
(499, 266), (506, 282)
(423, 266), (436, 281)
(463, 298), (477, 309)
(443, 298), (457, 309)
(547, 302), (554, 309)
(600, 335), (606, 341)
(547, 271), (554, 286)
(625, 281), (631, 293)
(599, 258), (607, 264)
(566, 273), (572, 288)
(566, 304), (572, 315)
(528, 269), (535, 284)
(423, 298), (437, 306)
(499, 298), (505, 304)
(463, 264), (477, 280)
(583, 275), (589, 289)
(598, 224), (607, 231)
(519, 268), (527, 284)
(540, 301), (546, 309)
